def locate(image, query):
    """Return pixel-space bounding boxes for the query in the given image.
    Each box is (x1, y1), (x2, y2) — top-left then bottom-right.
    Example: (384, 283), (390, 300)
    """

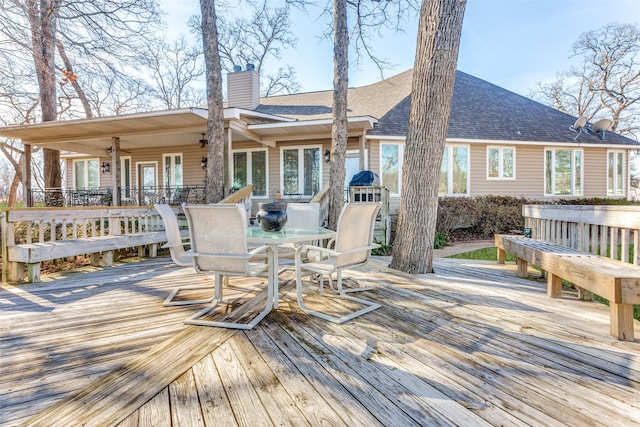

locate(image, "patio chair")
(279, 202), (322, 261)
(181, 203), (271, 329)
(156, 203), (221, 307)
(293, 202), (382, 323)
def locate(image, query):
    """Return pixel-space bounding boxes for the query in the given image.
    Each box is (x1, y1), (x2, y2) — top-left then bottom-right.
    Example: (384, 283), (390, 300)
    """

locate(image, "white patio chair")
(279, 202), (322, 261)
(294, 202), (382, 323)
(154, 204), (191, 267)
(156, 203), (222, 307)
(181, 203), (271, 329)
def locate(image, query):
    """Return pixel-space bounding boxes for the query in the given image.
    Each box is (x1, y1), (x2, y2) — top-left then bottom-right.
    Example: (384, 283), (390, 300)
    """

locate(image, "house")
(1, 68), (638, 212)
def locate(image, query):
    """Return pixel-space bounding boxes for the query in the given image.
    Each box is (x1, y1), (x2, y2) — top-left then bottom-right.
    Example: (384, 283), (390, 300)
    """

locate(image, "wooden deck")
(2, 256), (640, 426)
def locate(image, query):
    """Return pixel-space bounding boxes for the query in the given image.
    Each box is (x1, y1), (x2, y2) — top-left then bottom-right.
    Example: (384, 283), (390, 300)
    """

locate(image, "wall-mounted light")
(201, 156), (208, 169)
(324, 149), (331, 163)
(101, 162), (110, 173)
(199, 133), (208, 148)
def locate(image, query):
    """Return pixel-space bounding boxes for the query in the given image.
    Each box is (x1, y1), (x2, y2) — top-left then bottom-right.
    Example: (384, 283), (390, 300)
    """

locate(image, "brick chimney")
(227, 64), (260, 110)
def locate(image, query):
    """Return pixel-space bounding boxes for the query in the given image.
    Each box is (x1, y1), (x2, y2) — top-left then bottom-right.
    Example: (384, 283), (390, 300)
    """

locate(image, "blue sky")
(162, 0), (640, 97)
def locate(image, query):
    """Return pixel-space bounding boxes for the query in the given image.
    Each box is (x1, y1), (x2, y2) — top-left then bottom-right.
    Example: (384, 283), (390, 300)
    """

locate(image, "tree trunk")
(29, 0), (61, 192)
(328, 0), (349, 230)
(200, 0), (225, 203)
(390, 0), (467, 274)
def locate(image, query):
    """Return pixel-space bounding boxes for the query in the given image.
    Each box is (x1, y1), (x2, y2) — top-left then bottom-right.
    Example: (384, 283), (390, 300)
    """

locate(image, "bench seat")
(495, 234), (640, 341)
(6, 231), (167, 283)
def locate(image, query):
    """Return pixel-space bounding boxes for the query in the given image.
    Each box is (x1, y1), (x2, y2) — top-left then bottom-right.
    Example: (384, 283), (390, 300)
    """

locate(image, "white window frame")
(72, 158), (100, 189)
(162, 153), (183, 189)
(544, 148), (583, 196)
(440, 144), (470, 196)
(486, 146), (516, 180)
(380, 142), (404, 196)
(232, 148), (269, 198)
(607, 150), (625, 196)
(280, 144), (322, 197)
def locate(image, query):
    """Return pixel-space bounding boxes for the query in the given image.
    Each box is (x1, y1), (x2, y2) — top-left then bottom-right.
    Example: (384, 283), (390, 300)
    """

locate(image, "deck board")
(2, 256), (640, 426)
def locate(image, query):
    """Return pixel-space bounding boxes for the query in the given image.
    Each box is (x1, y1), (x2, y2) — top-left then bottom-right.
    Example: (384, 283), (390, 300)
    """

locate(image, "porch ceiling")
(0, 109), (210, 156)
(0, 109), (378, 156)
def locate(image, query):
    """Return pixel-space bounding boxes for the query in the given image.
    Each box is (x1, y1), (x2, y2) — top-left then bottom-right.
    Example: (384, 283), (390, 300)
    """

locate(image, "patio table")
(247, 226), (336, 310)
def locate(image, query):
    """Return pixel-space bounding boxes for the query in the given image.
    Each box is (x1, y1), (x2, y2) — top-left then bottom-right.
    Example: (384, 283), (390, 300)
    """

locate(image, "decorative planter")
(256, 201), (287, 232)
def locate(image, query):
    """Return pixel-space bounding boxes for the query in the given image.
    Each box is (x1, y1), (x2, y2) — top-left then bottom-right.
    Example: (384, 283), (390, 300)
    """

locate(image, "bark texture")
(328, 0), (349, 230)
(200, 0), (226, 203)
(390, 0), (467, 274)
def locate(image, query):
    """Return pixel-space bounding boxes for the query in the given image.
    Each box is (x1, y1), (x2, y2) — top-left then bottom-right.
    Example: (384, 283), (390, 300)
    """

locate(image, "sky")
(161, 0), (640, 98)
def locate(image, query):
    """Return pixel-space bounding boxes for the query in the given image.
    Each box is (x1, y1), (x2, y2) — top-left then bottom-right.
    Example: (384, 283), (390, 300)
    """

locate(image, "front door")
(138, 163), (157, 205)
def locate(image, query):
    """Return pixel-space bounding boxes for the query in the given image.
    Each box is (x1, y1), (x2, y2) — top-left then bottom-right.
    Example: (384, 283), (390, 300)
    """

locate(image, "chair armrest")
(185, 250), (254, 260)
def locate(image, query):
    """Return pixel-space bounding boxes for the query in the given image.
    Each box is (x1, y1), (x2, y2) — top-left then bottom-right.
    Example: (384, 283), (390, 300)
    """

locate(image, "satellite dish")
(572, 116), (587, 130)
(571, 116), (588, 141)
(592, 118), (612, 133)
(591, 118), (612, 141)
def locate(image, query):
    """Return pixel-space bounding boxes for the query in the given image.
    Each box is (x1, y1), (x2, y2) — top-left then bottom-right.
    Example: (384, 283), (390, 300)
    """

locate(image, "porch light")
(201, 156), (207, 169)
(324, 149), (331, 163)
(199, 133), (208, 148)
(101, 162), (110, 173)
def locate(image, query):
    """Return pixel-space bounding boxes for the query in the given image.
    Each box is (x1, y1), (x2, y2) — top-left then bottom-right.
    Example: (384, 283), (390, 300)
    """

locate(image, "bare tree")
(324, 0), (419, 229)
(144, 35), (206, 108)
(390, 0), (467, 274)
(532, 23), (640, 139)
(0, 0), (162, 197)
(216, 0), (301, 96)
(200, 0), (226, 203)
(326, 0), (349, 230)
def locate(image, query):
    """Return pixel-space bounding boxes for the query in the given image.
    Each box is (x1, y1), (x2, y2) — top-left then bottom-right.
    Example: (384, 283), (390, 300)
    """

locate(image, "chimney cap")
(233, 65), (242, 72)
(246, 63), (255, 71)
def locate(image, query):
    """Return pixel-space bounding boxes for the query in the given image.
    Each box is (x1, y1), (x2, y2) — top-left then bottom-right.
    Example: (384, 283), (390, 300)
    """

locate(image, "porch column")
(24, 144), (32, 207)
(359, 130), (366, 170)
(225, 128), (232, 195)
(111, 137), (121, 206)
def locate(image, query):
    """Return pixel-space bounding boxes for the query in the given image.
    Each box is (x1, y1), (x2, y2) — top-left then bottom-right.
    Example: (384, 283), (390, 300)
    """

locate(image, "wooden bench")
(495, 234), (640, 341)
(1, 207), (168, 283)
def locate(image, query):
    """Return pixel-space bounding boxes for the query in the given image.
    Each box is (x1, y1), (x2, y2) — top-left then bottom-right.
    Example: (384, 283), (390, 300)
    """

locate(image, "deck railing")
(29, 186), (207, 207)
(523, 204), (640, 265)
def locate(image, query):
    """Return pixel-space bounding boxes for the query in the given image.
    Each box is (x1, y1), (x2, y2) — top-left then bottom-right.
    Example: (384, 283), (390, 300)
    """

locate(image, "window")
(440, 145), (469, 196)
(381, 143), (402, 195)
(607, 150), (625, 196)
(487, 146), (515, 179)
(73, 159), (99, 189)
(281, 146), (321, 196)
(163, 153), (183, 188)
(545, 148), (582, 196)
(233, 149), (267, 197)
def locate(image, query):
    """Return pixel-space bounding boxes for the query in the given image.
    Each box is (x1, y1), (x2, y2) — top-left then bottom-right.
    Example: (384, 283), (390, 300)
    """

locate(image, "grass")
(449, 246), (640, 321)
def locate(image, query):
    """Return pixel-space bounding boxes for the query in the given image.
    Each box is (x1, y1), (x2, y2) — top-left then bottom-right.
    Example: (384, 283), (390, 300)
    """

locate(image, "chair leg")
(163, 274), (223, 307)
(184, 275), (273, 330)
(295, 268), (380, 324)
(326, 271), (373, 294)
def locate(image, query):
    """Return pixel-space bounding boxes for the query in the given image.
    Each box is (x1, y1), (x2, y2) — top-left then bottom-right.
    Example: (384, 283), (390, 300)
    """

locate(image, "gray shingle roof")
(257, 69), (639, 146)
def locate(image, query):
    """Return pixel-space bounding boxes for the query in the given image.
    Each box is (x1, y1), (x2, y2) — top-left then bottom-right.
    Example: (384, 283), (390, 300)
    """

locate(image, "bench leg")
(497, 247), (506, 264)
(7, 261), (25, 282)
(610, 303), (635, 341)
(103, 251), (114, 267)
(90, 253), (101, 267)
(27, 263), (41, 283)
(516, 257), (528, 278)
(547, 273), (563, 298)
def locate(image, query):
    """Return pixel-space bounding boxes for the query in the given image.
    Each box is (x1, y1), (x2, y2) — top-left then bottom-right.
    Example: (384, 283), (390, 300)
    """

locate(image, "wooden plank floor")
(2, 256), (640, 426)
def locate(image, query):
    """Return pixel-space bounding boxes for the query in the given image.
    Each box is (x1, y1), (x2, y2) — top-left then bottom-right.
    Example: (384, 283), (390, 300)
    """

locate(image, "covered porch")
(2, 254), (639, 426)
